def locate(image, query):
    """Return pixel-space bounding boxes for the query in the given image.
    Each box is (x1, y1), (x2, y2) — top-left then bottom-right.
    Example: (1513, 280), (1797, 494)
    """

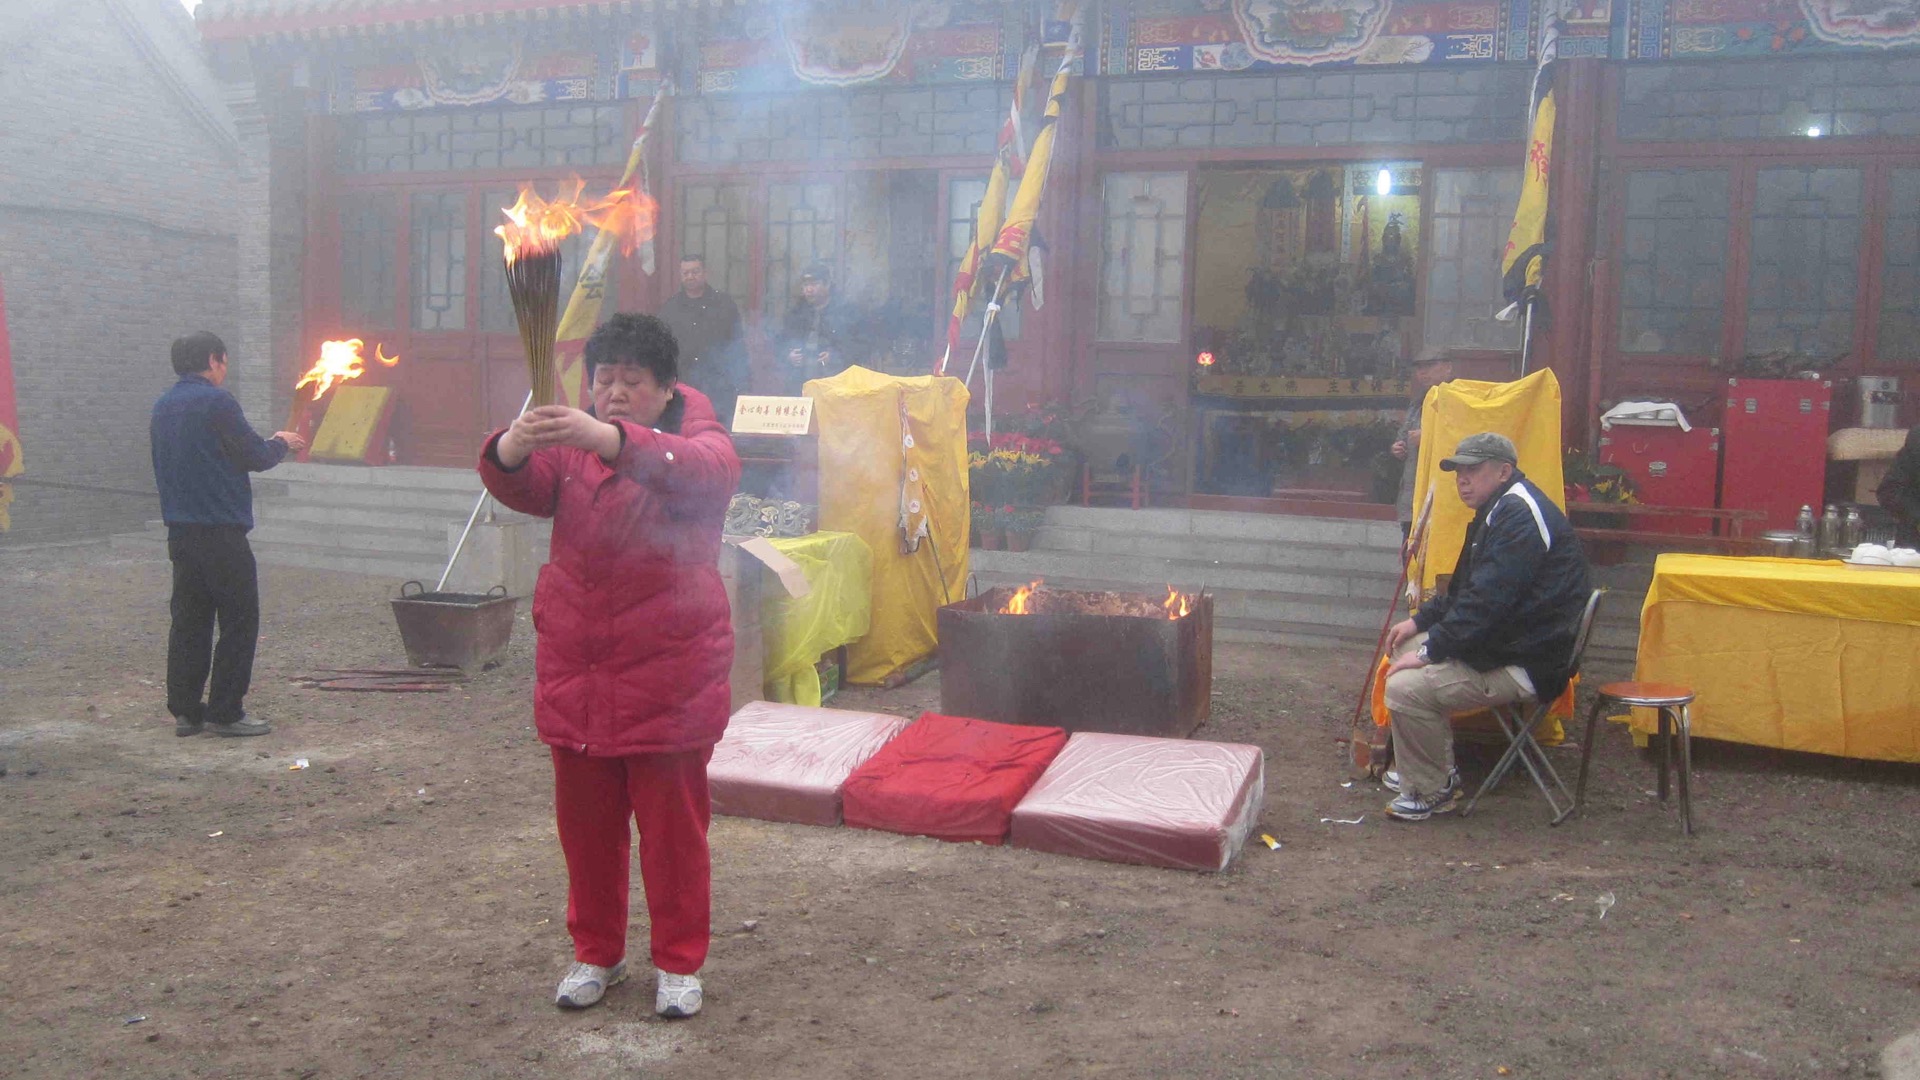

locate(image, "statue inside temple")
(1365, 211), (1417, 317)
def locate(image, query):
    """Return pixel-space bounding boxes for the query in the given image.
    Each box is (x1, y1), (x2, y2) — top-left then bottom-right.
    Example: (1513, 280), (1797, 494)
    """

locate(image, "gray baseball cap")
(1438, 432), (1519, 471)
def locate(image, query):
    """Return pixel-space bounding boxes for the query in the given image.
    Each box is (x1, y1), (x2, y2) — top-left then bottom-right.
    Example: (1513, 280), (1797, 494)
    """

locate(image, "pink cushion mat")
(709, 702), (913, 827)
(1009, 732), (1265, 872)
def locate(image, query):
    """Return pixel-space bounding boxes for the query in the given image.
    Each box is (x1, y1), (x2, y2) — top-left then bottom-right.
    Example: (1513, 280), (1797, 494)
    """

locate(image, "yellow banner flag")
(1501, 89), (1554, 306)
(553, 82), (669, 408)
(941, 48), (1030, 373)
(984, 53), (1069, 283)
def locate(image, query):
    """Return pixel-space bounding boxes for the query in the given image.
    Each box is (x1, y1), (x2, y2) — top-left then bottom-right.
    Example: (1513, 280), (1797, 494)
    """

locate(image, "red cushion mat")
(1010, 732), (1265, 872)
(709, 702), (913, 827)
(840, 712), (1068, 845)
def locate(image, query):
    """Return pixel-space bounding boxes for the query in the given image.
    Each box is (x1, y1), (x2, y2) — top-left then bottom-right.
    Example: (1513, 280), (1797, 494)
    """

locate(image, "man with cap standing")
(1378, 432), (1592, 821)
(777, 261), (866, 394)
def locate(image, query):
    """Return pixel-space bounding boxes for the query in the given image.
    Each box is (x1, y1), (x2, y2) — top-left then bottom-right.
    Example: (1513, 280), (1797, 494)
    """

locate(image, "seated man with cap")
(1379, 432), (1593, 822)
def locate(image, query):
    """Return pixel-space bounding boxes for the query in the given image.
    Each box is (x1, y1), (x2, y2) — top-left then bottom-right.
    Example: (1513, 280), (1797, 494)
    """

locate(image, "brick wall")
(0, 0), (241, 543)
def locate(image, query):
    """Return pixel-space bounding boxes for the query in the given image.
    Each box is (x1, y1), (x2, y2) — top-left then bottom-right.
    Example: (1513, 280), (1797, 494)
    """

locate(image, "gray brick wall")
(677, 84), (1011, 164)
(0, 0), (242, 543)
(1620, 55), (1920, 141)
(1100, 67), (1531, 150)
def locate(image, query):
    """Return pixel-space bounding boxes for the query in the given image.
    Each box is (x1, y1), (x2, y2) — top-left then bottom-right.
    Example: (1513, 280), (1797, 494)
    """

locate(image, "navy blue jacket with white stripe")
(1412, 470), (1593, 702)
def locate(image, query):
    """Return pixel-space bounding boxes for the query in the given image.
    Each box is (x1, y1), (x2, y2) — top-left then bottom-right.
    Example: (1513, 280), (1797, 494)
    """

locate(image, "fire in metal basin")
(937, 583), (1214, 738)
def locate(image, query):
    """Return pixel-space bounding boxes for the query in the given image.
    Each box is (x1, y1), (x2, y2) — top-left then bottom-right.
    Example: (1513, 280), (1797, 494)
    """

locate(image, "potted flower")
(970, 501), (1003, 550)
(1563, 447), (1640, 564)
(1005, 506), (1045, 552)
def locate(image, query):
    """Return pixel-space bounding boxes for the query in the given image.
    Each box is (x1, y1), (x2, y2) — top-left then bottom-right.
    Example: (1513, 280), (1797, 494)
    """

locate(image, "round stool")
(1573, 681), (1696, 836)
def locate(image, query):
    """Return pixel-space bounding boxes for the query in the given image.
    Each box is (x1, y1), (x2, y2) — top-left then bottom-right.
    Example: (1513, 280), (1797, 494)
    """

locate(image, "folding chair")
(1460, 588), (1607, 825)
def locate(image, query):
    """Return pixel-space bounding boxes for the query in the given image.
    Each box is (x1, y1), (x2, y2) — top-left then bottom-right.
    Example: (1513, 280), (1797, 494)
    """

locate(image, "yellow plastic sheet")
(1410, 369), (1567, 603)
(1631, 554), (1920, 762)
(762, 531), (873, 706)
(806, 367), (971, 685)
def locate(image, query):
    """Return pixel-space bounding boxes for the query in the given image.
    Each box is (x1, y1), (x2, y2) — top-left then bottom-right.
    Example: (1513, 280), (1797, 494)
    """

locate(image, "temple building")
(191, 0), (1920, 508)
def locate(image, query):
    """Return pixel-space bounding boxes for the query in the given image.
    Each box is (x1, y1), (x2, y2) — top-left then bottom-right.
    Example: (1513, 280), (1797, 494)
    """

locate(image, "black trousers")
(166, 525), (260, 725)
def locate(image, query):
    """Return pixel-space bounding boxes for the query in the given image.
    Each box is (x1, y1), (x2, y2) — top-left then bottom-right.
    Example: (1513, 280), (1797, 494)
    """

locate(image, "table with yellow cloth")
(761, 531), (873, 707)
(1632, 554), (1920, 763)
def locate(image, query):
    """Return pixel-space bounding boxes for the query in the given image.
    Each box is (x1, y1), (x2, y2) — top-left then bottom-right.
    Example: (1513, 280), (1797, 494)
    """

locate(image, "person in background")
(478, 312), (740, 1020)
(1379, 433), (1593, 822)
(150, 331), (308, 739)
(777, 261), (865, 394)
(657, 254), (747, 428)
(1876, 422), (1920, 547)
(1392, 351), (1456, 546)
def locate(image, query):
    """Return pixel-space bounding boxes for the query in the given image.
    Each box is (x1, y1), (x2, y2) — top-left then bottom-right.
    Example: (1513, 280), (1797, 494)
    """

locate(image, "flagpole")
(1518, 296), (1537, 377)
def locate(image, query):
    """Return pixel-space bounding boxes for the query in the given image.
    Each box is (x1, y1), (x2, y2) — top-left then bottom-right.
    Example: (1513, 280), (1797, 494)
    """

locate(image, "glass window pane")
(764, 181), (840, 321)
(1878, 169), (1920, 365)
(341, 191), (397, 331)
(1097, 172), (1188, 343)
(1617, 169), (1729, 355)
(1745, 167), (1861, 361)
(1421, 167), (1523, 352)
(677, 183), (754, 306)
(409, 191), (467, 331)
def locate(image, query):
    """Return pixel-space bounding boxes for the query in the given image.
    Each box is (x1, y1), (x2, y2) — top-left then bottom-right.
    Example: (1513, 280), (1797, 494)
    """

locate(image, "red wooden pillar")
(1544, 57), (1606, 447)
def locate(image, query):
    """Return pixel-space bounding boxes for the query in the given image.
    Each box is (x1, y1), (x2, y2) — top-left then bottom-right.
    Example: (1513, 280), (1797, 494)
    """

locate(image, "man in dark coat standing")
(1379, 432), (1592, 821)
(150, 331), (308, 738)
(777, 261), (866, 394)
(657, 254), (747, 427)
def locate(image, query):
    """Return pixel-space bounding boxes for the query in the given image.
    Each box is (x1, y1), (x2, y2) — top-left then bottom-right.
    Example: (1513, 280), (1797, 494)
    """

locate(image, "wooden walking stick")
(1345, 487), (1434, 777)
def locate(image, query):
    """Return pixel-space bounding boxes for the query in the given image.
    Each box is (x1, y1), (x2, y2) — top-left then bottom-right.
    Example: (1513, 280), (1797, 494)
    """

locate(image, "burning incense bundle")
(496, 179), (654, 408)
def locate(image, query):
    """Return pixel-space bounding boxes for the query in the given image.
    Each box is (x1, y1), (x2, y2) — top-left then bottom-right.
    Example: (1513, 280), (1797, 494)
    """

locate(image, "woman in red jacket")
(478, 312), (741, 1019)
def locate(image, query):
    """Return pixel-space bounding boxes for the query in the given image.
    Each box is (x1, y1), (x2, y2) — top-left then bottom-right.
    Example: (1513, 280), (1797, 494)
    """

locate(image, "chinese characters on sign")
(731, 395), (816, 435)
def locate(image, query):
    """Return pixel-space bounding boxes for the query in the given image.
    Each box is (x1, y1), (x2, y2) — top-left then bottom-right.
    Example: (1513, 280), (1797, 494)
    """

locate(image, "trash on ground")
(1319, 815), (1366, 825)
(1260, 834), (1281, 850)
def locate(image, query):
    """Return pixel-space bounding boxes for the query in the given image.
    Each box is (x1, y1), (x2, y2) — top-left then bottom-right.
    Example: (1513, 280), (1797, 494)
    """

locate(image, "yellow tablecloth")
(1633, 554), (1920, 762)
(762, 531), (873, 706)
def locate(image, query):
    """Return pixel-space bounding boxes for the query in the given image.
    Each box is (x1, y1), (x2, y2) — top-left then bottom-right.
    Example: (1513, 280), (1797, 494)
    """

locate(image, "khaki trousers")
(1383, 633), (1533, 798)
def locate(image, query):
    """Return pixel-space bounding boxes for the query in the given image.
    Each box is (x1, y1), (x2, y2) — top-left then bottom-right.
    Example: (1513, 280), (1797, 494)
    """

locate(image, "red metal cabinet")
(1599, 424), (1720, 536)
(1719, 378), (1832, 532)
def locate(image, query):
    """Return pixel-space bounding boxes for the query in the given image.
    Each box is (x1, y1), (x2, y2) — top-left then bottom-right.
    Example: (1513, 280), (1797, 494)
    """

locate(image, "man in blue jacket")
(150, 332), (307, 737)
(1380, 432), (1592, 821)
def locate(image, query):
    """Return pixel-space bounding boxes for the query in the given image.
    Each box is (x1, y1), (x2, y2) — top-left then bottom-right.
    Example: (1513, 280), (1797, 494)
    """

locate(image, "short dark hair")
(584, 312), (678, 386)
(679, 253), (705, 266)
(171, 331), (227, 376)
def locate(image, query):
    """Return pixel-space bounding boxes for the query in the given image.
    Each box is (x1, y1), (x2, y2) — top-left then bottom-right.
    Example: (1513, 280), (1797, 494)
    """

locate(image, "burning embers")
(286, 338), (401, 446)
(940, 584), (1214, 738)
(991, 580), (1198, 622)
(494, 178), (657, 406)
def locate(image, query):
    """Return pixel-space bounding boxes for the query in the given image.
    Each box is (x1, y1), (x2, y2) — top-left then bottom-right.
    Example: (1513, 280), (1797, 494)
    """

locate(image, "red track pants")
(549, 746), (713, 975)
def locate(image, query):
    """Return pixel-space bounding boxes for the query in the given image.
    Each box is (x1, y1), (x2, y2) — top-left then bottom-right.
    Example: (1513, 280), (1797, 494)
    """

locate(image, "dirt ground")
(2, 542), (1917, 1080)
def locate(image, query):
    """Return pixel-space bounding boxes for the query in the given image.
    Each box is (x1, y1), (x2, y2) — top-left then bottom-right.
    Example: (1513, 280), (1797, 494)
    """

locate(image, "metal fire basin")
(390, 582), (518, 673)
(937, 587), (1213, 738)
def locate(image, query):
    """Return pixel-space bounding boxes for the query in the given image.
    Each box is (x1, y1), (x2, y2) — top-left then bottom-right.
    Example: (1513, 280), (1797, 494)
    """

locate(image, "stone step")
(252, 521), (449, 558)
(971, 548), (1397, 602)
(273, 462), (485, 492)
(1041, 504), (1404, 550)
(243, 539), (445, 583)
(257, 481), (482, 515)
(256, 502), (481, 537)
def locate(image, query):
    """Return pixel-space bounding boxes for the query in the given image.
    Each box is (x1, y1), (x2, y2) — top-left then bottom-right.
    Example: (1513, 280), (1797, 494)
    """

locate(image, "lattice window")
(677, 183), (754, 305)
(409, 191), (467, 331)
(1745, 166), (1861, 361)
(341, 192), (398, 331)
(1877, 169), (1920, 365)
(1097, 172), (1188, 344)
(764, 182), (840, 320)
(340, 105), (627, 173)
(1617, 169), (1729, 356)
(476, 187), (604, 335)
(943, 177), (1021, 343)
(675, 86), (1005, 164)
(1619, 56), (1920, 142)
(1423, 167), (1523, 352)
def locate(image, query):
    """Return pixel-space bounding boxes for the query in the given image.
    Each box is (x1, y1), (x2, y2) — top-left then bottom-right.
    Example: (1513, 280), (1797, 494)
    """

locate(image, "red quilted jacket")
(477, 387), (742, 757)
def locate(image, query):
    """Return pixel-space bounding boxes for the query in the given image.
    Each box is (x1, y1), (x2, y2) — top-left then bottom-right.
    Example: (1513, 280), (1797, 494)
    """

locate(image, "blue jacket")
(1412, 470), (1593, 702)
(150, 374), (287, 530)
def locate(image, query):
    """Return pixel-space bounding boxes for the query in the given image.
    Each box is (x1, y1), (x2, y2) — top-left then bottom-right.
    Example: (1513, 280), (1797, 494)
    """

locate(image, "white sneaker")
(1383, 767), (1458, 794)
(655, 971), (703, 1018)
(555, 960), (626, 1008)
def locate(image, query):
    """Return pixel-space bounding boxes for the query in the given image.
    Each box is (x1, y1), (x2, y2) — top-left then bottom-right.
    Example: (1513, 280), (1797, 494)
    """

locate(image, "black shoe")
(174, 713), (205, 737)
(207, 715), (271, 738)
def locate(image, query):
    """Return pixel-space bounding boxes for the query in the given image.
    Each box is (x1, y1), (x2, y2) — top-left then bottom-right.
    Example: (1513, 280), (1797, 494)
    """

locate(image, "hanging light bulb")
(1375, 168), (1393, 196)
(1806, 125), (1824, 138)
